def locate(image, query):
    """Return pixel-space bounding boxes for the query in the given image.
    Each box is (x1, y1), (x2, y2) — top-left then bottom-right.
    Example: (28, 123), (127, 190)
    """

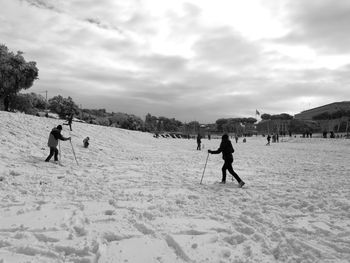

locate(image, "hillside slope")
(0, 111), (349, 263)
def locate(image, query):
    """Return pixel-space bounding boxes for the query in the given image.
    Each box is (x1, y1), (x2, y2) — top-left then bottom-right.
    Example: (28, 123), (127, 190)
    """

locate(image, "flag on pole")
(256, 109), (260, 115)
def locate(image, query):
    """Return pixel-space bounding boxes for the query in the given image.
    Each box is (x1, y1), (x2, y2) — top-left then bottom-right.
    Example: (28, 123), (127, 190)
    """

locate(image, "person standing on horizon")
(266, 134), (271, 145)
(208, 134), (245, 187)
(45, 125), (71, 162)
(197, 133), (202, 150)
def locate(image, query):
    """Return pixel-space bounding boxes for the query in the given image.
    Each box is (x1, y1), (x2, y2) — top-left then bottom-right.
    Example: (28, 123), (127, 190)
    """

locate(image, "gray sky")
(1, 0), (350, 122)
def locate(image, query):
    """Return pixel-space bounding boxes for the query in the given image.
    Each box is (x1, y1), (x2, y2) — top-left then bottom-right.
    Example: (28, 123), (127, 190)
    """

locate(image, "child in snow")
(83, 137), (90, 148)
(45, 125), (71, 162)
(208, 134), (245, 187)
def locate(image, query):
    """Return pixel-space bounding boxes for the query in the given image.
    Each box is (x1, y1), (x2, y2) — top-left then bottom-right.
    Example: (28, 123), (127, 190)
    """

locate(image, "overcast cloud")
(1, 0), (349, 122)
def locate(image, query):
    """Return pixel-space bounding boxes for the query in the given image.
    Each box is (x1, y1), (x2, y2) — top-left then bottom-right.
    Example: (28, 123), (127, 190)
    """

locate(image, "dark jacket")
(211, 138), (234, 161)
(47, 128), (69, 147)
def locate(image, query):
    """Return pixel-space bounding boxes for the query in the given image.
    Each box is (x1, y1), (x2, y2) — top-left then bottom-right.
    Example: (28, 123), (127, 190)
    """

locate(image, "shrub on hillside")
(48, 95), (79, 118)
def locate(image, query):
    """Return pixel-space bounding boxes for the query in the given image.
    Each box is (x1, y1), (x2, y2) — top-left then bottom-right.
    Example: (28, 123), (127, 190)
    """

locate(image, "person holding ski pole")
(208, 134), (245, 187)
(45, 125), (71, 162)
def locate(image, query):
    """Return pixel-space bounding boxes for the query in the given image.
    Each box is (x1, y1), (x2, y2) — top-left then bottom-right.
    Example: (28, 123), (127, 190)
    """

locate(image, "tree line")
(0, 44), (260, 133)
(312, 110), (350, 120)
(3, 43), (347, 135)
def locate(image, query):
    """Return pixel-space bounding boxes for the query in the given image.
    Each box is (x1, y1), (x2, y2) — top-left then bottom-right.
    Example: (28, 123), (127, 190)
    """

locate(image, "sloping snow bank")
(0, 111), (349, 262)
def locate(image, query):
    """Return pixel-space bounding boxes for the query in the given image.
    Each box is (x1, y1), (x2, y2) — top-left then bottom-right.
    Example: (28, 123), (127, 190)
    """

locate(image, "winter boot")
(239, 181), (245, 188)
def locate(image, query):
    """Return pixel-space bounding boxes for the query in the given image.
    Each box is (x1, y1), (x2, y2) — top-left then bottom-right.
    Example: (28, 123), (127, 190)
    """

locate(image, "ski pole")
(200, 153), (210, 184)
(70, 140), (79, 165)
(58, 140), (62, 164)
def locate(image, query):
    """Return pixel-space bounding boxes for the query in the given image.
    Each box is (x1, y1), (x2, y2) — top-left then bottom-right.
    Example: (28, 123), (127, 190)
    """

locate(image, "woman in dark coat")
(208, 134), (245, 187)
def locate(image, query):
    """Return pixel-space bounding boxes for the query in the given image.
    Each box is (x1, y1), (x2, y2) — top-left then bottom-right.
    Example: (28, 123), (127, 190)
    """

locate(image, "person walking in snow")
(208, 134), (245, 187)
(45, 125), (71, 162)
(63, 113), (73, 131)
(266, 134), (271, 145)
(196, 133), (202, 150)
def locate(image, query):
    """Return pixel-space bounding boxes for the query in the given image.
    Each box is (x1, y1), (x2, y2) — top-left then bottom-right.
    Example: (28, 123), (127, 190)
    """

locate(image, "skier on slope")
(208, 134), (245, 187)
(45, 125), (71, 162)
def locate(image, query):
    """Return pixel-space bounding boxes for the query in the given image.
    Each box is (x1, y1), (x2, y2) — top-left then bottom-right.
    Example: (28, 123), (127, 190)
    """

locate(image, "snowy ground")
(0, 111), (349, 263)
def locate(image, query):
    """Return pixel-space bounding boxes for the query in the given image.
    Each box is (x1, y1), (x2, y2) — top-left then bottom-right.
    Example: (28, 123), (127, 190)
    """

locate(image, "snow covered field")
(0, 111), (349, 263)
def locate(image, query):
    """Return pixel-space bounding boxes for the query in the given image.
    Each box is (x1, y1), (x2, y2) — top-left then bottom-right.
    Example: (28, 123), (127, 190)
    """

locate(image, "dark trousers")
(222, 159), (242, 183)
(197, 142), (201, 150)
(45, 147), (58, 162)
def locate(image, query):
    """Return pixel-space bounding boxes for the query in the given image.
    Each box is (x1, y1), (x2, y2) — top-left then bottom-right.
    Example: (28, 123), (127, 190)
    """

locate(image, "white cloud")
(281, 0), (350, 53)
(1, 0), (349, 122)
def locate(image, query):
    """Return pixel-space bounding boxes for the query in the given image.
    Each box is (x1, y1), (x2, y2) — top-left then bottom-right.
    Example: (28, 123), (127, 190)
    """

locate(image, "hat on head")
(222, 134), (229, 140)
(57, 125), (62, 130)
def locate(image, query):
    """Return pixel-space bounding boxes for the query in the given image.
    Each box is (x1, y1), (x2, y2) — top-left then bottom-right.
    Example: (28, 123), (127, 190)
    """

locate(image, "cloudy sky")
(1, 0), (350, 122)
